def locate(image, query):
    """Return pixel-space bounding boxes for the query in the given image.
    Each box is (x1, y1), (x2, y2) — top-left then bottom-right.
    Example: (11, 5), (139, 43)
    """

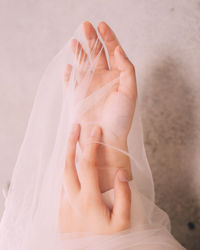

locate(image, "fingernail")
(117, 46), (126, 57)
(118, 169), (129, 182)
(91, 126), (100, 137)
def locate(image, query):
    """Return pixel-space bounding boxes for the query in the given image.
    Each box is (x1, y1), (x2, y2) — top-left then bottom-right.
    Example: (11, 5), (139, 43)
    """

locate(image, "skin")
(59, 124), (131, 234)
(65, 21), (137, 192)
(60, 20), (137, 233)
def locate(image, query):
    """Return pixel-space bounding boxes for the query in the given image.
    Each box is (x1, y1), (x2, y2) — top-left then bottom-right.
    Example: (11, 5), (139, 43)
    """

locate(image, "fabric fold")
(0, 22), (185, 250)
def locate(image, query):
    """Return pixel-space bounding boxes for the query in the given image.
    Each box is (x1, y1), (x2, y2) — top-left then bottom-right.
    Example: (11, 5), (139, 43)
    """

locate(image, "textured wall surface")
(0, 0), (199, 249)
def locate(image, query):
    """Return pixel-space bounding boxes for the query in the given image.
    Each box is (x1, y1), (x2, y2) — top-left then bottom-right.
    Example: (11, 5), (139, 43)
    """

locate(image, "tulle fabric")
(0, 23), (185, 249)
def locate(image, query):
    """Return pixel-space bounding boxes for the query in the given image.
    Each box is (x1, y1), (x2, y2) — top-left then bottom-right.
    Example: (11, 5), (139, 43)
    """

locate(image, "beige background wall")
(0, 0), (200, 249)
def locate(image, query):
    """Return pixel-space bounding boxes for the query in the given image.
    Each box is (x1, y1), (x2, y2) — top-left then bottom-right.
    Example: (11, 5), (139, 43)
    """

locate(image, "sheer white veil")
(0, 22), (185, 250)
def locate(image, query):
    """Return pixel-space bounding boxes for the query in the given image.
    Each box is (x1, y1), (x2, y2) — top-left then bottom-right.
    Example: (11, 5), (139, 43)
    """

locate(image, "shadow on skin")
(141, 57), (200, 250)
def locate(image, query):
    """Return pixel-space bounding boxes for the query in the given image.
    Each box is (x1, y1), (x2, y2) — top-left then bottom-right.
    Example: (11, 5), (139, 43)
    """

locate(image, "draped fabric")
(0, 23), (185, 250)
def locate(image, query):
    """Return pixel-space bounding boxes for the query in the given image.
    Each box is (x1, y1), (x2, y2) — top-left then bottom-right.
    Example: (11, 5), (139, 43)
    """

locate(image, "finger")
(64, 64), (72, 85)
(97, 21), (120, 69)
(114, 45), (137, 100)
(79, 126), (102, 193)
(64, 124), (81, 198)
(70, 38), (88, 67)
(82, 21), (108, 70)
(112, 169), (131, 229)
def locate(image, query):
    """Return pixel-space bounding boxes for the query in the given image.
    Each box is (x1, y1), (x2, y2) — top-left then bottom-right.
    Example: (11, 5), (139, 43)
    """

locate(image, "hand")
(65, 21), (137, 192)
(59, 124), (131, 234)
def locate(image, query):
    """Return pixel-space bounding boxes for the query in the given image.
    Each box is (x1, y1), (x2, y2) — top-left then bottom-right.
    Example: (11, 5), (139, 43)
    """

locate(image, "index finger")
(64, 124), (81, 199)
(79, 126), (102, 193)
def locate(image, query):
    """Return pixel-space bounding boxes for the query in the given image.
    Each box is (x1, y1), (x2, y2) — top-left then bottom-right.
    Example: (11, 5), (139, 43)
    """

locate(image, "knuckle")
(128, 63), (135, 73)
(117, 218), (131, 231)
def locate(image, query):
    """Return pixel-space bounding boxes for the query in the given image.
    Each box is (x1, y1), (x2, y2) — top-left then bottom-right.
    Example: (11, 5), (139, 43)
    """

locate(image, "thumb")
(112, 169), (131, 229)
(114, 45), (137, 100)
